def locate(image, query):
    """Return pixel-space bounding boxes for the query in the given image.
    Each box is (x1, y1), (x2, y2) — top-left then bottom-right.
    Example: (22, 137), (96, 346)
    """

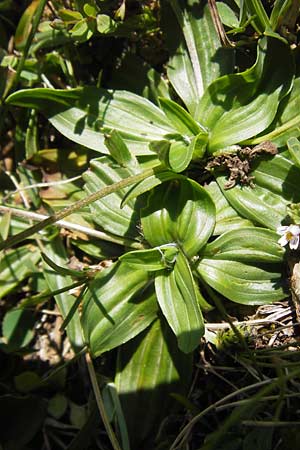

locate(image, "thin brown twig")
(207, 0), (234, 48)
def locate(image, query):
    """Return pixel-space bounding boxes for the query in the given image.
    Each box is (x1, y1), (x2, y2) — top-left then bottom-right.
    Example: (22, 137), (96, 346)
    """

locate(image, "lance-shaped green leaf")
(205, 181), (253, 235)
(141, 178), (215, 257)
(120, 244), (179, 271)
(165, 0), (234, 115)
(200, 228), (284, 263)
(6, 87), (79, 107)
(217, 177), (283, 230)
(81, 262), (157, 357)
(58, 8), (83, 21)
(250, 77), (300, 147)
(196, 36), (268, 128)
(41, 252), (86, 278)
(0, 210), (11, 240)
(83, 156), (140, 239)
(115, 317), (192, 449)
(216, 2), (239, 28)
(207, 38), (293, 152)
(155, 250), (204, 353)
(196, 37), (293, 152)
(244, 0), (271, 34)
(158, 97), (203, 135)
(196, 228), (286, 304)
(197, 259), (286, 305)
(14, 0), (40, 50)
(166, 39), (199, 117)
(6, 87), (176, 155)
(104, 129), (139, 169)
(217, 153), (300, 230)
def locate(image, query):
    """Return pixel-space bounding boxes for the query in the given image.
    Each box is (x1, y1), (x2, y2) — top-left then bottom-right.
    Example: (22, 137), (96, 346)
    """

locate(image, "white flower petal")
(277, 226), (289, 235)
(290, 235), (300, 250)
(290, 225), (300, 236)
(278, 235), (288, 247)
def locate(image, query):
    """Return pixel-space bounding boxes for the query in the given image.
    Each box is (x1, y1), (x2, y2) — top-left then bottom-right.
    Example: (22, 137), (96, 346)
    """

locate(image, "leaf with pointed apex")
(158, 97), (202, 135)
(201, 228), (284, 263)
(6, 87), (176, 155)
(104, 130), (139, 169)
(196, 37), (293, 154)
(141, 178), (215, 257)
(216, 2), (239, 28)
(155, 250), (204, 353)
(41, 252), (86, 278)
(270, 0), (293, 30)
(197, 259), (285, 305)
(81, 262), (157, 356)
(197, 37), (268, 129)
(166, 39), (198, 117)
(58, 8), (83, 21)
(120, 245), (179, 271)
(165, 0), (234, 115)
(15, 0), (40, 50)
(244, 0), (271, 33)
(206, 38), (293, 152)
(251, 77), (300, 147)
(197, 228), (285, 304)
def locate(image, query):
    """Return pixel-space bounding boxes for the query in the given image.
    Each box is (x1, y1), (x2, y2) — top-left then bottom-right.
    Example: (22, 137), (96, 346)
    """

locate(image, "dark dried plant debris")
(206, 141), (278, 189)
(288, 258), (300, 331)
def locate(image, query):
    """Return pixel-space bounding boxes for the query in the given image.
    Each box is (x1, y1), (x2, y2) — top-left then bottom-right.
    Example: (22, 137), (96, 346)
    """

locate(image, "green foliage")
(115, 317), (192, 449)
(218, 153), (300, 229)
(0, 246), (40, 298)
(1, 308), (35, 352)
(1, 0), (300, 448)
(81, 261), (157, 356)
(141, 178), (216, 257)
(197, 228), (286, 304)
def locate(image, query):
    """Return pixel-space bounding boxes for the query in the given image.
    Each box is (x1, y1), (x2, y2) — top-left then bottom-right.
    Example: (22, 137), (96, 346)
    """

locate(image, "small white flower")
(277, 224), (300, 250)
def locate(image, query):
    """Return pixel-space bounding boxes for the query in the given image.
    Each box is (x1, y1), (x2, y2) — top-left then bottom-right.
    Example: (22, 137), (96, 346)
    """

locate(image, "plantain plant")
(2, 0), (300, 448)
